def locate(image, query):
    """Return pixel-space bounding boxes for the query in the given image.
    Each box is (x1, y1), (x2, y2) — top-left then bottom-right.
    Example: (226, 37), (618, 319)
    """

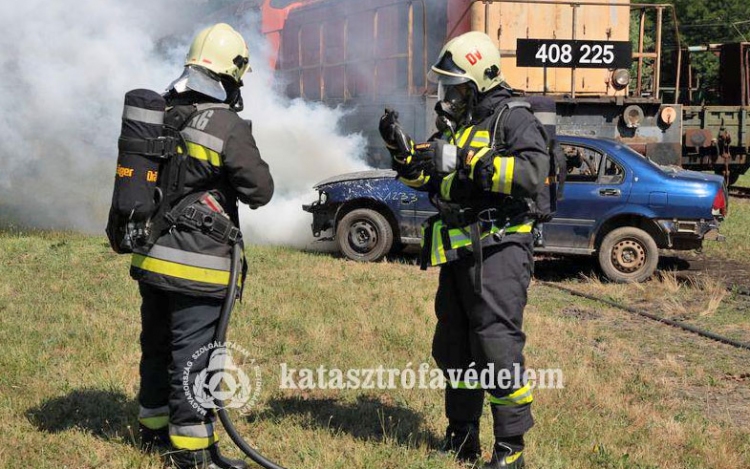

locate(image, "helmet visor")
(427, 51), (471, 85)
(437, 81), (471, 118)
(438, 81), (471, 102)
(167, 66), (227, 102)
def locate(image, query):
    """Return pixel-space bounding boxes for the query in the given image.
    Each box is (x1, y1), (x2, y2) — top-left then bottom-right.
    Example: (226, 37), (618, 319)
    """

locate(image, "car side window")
(563, 144), (625, 185)
(563, 145), (603, 182)
(600, 156), (625, 184)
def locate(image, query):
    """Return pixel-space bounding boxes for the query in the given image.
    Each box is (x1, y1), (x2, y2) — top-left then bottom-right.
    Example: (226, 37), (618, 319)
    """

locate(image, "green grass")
(734, 171), (750, 188)
(703, 197), (750, 259)
(1, 231), (749, 468)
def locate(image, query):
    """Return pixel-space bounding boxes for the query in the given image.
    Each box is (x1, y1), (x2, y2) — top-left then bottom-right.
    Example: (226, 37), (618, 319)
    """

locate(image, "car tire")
(714, 169), (740, 186)
(336, 208), (394, 262)
(598, 226), (658, 283)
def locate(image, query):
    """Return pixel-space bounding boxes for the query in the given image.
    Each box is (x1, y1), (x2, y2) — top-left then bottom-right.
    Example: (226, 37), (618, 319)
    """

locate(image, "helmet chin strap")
(230, 94), (244, 112)
(220, 76), (244, 112)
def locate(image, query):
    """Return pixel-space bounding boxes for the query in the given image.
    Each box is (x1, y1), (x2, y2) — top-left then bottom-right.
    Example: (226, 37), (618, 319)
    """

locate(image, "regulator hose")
(214, 242), (289, 469)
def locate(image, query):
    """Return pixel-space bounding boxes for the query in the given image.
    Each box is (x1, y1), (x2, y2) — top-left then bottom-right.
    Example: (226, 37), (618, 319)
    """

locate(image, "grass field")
(2, 202), (750, 468)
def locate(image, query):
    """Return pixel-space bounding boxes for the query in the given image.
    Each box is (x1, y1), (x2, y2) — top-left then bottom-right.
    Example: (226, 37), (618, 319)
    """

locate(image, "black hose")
(540, 281), (750, 351)
(214, 243), (289, 469)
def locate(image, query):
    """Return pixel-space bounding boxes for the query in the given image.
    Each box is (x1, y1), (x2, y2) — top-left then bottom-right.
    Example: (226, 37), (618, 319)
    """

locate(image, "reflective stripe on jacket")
(130, 102), (273, 298)
(410, 90), (548, 268)
(422, 217), (534, 267)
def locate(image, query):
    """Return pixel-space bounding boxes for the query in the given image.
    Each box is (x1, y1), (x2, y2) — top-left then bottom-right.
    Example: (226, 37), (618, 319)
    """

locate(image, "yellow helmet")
(185, 23), (250, 84)
(428, 31), (504, 93)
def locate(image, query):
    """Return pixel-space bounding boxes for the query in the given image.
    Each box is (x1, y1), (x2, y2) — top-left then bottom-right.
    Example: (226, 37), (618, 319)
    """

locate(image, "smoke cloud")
(0, 1), (369, 248)
(236, 14), (370, 247)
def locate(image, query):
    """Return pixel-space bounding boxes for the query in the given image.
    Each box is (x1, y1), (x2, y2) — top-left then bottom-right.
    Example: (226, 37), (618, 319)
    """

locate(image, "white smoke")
(0, 1), (369, 248)
(236, 17), (370, 247)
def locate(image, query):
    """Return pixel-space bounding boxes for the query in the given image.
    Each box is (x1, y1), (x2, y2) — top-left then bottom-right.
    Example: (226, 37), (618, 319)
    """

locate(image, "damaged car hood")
(313, 170), (396, 190)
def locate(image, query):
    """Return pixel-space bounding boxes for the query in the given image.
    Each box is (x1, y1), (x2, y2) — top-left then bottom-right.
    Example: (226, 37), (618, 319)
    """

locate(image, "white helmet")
(168, 23), (251, 102)
(428, 31), (504, 93)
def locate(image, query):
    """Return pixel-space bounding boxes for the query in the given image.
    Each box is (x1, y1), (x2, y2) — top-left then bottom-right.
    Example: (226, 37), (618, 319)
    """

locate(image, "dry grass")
(571, 267), (732, 323)
(704, 197), (750, 260)
(1, 230), (749, 468)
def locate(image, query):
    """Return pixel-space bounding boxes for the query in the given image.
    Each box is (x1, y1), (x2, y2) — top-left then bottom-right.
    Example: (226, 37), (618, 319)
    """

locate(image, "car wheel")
(598, 226), (658, 283)
(714, 169), (740, 187)
(336, 208), (394, 262)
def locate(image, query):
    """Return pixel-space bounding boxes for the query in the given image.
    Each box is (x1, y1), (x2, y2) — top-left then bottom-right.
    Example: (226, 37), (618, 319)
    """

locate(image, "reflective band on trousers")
(448, 381), (533, 406)
(488, 382), (534, 406)
(138, 405), (169, 430)
(123, 105), (164, 125)
(170, 423), (218, 450)
(451, 380), (482, 390)
(428, 219), (534, 266)
(132, 255), (230, 286)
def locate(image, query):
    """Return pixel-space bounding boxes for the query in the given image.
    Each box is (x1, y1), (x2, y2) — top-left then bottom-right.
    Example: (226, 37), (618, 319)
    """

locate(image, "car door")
(543, 143), (632, 252)
(392, 188), (422, 239)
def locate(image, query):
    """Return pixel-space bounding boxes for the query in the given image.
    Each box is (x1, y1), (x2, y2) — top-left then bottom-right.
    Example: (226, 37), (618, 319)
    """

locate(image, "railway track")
(729, 186), (750, 199)
(539, 281), (750, 351)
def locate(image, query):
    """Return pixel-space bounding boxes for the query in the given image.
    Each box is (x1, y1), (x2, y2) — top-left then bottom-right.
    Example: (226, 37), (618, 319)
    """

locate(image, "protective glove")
(379, 108), (414, 164)
(391, 142), (435, 181)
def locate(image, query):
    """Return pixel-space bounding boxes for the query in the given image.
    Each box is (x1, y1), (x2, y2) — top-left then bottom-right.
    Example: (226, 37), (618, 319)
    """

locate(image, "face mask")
(436, 81), (473, 126)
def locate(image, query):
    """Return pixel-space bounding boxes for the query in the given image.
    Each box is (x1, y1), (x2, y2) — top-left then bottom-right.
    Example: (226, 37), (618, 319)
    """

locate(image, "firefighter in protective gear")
(132, 23), (273, 469)
(380, 31), (549, 469)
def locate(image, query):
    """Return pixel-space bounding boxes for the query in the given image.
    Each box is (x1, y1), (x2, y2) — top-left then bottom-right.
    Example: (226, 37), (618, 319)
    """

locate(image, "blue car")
(303, 136), (727, 282)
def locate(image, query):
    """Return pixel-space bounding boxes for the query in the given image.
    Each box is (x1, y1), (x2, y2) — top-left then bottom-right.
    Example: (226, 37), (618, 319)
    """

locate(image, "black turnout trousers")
(432, 234), (535, 438)
(138, 282), (223, 445)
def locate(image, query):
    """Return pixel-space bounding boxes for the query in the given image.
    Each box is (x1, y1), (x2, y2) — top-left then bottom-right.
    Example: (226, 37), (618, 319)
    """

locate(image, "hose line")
(214, 243), (289, 469)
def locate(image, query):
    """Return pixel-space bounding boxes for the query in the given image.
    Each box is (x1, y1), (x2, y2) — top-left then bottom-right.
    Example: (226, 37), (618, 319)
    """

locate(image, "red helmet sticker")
(465, 48), (483, 65)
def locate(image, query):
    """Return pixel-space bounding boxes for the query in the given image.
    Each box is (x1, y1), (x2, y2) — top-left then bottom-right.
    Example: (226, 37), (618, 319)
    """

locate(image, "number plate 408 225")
(516, 39), (632, 69)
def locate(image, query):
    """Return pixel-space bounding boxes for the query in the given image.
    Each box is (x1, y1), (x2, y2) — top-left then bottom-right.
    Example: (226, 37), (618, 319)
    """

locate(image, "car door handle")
(599, 188), (621, 197)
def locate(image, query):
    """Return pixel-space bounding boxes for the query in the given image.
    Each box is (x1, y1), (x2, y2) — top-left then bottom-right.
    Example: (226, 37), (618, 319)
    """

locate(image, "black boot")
(139, 424), (170, 453)
(482, 441), (525, 469)
(440, 421), (481, 462)
(167, 444), (248, 469)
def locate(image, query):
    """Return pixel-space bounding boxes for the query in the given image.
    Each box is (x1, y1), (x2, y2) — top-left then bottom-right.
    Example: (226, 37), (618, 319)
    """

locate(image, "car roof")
(555, 135), (661, 172)
(557, 135), (625, 152)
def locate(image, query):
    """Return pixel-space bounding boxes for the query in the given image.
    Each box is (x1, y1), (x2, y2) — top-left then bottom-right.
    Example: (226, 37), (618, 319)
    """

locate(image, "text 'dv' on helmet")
(427, 31), (504, 94)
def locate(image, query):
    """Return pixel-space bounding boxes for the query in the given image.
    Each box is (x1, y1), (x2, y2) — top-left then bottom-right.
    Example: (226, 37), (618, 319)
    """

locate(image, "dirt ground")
(534, 251), (750, 291)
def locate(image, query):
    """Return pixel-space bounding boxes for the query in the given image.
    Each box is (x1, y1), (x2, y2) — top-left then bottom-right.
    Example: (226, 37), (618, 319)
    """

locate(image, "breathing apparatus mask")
(435, 80), (476, 131)
(423, 80), (476, 175)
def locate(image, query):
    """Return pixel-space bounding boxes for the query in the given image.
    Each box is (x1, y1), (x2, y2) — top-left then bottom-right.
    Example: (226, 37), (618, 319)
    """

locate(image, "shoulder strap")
(490, 99), (532, 150)
(194, 103), (231, 112)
